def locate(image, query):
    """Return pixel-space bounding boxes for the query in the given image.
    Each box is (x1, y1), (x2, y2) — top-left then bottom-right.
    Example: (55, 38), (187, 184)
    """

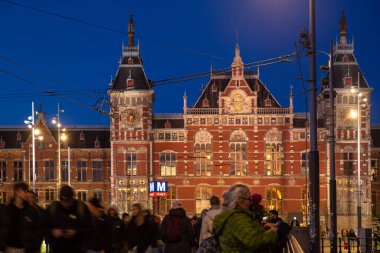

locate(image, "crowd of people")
(0, 182), (293, 253)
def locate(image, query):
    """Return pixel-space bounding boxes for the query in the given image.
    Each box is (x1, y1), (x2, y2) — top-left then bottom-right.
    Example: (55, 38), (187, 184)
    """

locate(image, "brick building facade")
(0, 13), (378, 231)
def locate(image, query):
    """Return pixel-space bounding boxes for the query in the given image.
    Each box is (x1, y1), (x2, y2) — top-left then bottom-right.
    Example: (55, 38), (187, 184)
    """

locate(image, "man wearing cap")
(160, 200), (194, 253)
(85, 198), (112, 253)
(44, 185), (93, 253)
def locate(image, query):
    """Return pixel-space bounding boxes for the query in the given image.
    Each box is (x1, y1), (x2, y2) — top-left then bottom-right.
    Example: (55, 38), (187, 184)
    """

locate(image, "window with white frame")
(13, 160), (23, 181)
(92, 161), (103, 181)
(229, 130), (247, 176)
(160, 152), (176, 176)
(77, 191), (87, 201)
(44, 160), (54, 181)
(0, 161), (6, 182)
(77, 161), (87, 181)
(343, 151), (354, 176)
(126, 152), (137, 176)
(264, 129), (283, 176)
(194, 130), (212, 176)
(195, 185), (212, 215)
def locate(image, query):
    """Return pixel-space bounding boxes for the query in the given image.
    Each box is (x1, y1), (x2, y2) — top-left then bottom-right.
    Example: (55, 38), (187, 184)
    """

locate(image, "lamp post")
(24, 102), (43, 192)
(52, 103), (65, 193)
(350, 83), (368, 233)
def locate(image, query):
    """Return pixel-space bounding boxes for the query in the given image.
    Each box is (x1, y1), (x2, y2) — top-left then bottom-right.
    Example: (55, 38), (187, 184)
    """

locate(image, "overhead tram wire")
(1, 0), (226, 61)
(0, 68), (97, 111)
(0, 89), (106, 99)
(0, 54), (99, 100)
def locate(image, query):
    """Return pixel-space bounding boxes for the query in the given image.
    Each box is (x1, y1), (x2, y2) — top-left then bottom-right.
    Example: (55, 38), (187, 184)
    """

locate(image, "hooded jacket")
(213, 208), (277, 253)
(199, 205), (222, 244)
(160, 208), (194, 253)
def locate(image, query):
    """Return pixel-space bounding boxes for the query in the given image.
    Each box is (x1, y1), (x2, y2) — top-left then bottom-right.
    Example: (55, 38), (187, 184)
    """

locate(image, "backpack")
(166, 215), (183, 243)
(196, 212), (237, 253)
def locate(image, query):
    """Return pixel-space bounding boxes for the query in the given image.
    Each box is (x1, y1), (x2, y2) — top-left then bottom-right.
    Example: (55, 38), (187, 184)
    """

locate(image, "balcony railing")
(257, 107), (290, 115)
(186, 108), (220, 115)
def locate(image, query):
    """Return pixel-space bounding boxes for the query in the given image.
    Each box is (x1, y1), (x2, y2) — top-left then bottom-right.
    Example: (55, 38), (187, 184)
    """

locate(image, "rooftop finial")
(339, 11), (347, 45)
(128, 14), (135, 48)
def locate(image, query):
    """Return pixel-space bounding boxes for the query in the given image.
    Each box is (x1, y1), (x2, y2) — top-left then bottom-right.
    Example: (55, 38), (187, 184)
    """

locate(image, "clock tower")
(108, 15), (154, 212)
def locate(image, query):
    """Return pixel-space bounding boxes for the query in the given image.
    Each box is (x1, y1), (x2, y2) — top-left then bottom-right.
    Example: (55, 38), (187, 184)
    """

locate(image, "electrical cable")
(1, 0), (226, 61)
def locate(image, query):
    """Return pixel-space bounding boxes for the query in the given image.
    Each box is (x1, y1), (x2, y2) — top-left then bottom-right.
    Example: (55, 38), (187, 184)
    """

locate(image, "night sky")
(1, 0), (379, 126)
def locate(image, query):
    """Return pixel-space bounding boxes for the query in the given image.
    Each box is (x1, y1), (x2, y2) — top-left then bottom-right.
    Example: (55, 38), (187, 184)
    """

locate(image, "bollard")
(338, 237), (342, 253)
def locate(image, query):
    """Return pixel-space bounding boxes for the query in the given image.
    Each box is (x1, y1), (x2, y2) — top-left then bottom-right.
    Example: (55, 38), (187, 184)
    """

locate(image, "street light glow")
(61, 133), (67, 141)
(34, 129), (41, 135)
(52, 119), (57, 124)
(38, 136), (44, 141)
(350, 109), (358, 119)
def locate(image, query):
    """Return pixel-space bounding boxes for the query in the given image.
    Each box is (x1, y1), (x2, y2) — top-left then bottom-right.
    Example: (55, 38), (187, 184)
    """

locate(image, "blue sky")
(0, 0), (379, 126)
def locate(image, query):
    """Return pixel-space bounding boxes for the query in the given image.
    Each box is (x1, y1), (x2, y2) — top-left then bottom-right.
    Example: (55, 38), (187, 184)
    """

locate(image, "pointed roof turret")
(128, 14), (135, 48)
(339, 11), (347, 45)
(232, 44), (243, 67)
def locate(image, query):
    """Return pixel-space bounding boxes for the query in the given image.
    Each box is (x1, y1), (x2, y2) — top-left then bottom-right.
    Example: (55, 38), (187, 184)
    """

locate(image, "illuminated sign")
(148, 181), (168, 197)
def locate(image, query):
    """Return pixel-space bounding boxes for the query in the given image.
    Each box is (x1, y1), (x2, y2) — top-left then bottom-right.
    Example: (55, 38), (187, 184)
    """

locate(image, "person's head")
(88, 197), (103, 217)
(269, 210), (279, 219)
(27, 190), (38, 205)
(122, 212), (130, 223)
(131, 203), (142, 216)
(13, 182), (29, 202)
(191, 215), (198, 225)
(201, 209), (208, 217)
(209, 195), (220, 206)
(172, 200), (182, 209)
(59, 185), (75, 210)
(107, 205), (119, 218)
(223, 183), (251, 209)
(142, 209), (151, 217)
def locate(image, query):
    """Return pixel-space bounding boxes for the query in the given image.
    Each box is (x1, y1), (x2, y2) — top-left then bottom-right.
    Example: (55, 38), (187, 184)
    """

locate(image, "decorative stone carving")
(253, 178), (260, 185)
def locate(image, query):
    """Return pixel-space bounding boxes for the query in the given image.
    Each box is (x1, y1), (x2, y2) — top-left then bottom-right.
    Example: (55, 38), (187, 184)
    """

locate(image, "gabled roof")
(193, 70), (281, 108)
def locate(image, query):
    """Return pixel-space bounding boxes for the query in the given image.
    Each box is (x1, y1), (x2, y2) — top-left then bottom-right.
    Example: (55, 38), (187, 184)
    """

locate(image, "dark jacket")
(6, 200), (44, 252)
(109, 215), (124, 250)
(160, 208), (194, 253)
(85, 212), (113, 252)
(0, 204), (10, 251)
(127, 215), (160, 253)
(44, 200), (93, 253)
(269, 217), (291, 253)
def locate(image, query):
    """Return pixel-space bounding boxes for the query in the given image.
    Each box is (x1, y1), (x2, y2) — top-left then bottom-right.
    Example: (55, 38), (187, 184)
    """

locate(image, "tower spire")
(128, 14), (135, 48)
(339, 11), (347, 45)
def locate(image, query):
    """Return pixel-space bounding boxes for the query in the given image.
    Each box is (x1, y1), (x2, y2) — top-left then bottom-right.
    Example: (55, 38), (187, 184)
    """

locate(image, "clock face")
(120, 109), (140, 128)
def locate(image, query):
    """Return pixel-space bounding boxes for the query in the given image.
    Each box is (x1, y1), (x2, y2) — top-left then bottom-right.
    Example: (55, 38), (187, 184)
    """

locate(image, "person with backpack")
(199, 196), (222, 245)
(268, 210), (292, 253)
(44, 185), (93, 253)
(212, 184), (277, 253)
(160, 200), (194, 253)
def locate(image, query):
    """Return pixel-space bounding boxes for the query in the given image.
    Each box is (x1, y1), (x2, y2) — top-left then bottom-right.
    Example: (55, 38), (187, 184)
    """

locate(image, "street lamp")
(24, 102), (43, 192)
(350, 84), (368, 233)
(52, 103), (65, 193)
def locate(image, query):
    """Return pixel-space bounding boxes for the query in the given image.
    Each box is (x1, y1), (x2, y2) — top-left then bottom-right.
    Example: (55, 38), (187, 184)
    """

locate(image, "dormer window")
(127, 78), (135, 87)
(203, 98), (210, 107)
(343, 55), (349, 63)
(344, 77), (352, 86)
(165, 120), (171, 129)
(80, 132), (85, 141)
(16, 132), (21, 141)
(212, 83), (217, 92)
(94, 138), (100, 148)
(265, 98), (272, 107)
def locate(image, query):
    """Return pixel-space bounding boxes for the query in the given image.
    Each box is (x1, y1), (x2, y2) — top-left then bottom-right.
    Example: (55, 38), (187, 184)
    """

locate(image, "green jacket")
(213, 208), (277, 253)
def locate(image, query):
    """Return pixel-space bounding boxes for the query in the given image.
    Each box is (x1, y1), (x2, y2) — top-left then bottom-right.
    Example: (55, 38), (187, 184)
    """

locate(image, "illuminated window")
(266, 187), (282, 212)
(160, 152), (176, 176)
(45, 189), (55, 205)
(194, 130), (212, 176)
(13, 160), (23, 181)
(158, 185), (177, 215)
(229, 130), (247, 176)
(195, 185), (212, 215)
(265, 144), (283, 176)
(126, 152), (137, 176)
(44, 160), (54, 181)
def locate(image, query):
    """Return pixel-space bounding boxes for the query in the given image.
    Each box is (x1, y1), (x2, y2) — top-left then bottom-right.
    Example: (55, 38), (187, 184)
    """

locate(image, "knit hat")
(59, 185), (74, 200)
(108, 205), (119, 215)
(172, 200), (182, 209)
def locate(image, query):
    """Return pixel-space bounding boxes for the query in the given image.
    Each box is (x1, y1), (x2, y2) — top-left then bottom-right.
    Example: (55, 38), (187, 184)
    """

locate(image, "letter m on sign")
(157, 182), (166, 192)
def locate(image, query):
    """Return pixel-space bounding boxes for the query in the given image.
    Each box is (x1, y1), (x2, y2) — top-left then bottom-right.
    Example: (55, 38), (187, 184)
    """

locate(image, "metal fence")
(321, 236), (380, 253)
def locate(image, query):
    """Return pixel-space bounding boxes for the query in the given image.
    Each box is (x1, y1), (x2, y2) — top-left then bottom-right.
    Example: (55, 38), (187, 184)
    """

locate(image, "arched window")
(229, 130), (247, 176)
(158, 185), (177, 215)
(194, 130), (212, 176)
(160, 152), (176, 176)
(195, 184), (212, 214)
(265, 129), (283, 176)
(266, 186), (282, 212)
